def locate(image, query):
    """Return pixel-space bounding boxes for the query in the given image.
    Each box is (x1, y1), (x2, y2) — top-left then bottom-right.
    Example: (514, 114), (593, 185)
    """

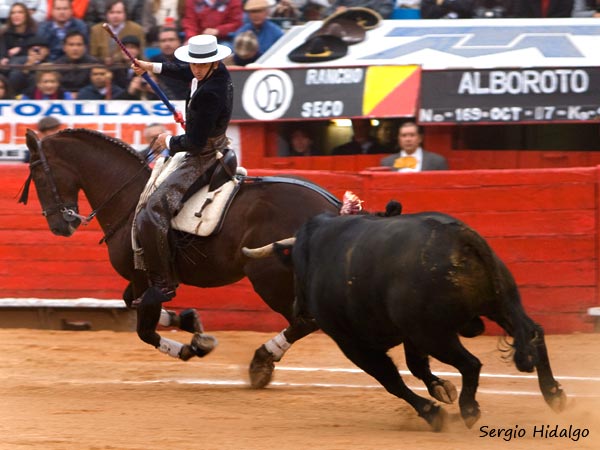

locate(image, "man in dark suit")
(132, 34), (233, 303)
(380, 121), (448, 172)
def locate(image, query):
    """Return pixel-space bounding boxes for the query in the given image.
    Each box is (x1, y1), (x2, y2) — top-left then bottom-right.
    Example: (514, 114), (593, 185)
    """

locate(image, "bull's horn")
(242, 237), (296, 258)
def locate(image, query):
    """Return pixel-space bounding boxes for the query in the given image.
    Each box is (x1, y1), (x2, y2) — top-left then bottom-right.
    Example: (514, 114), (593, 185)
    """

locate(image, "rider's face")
(190, 62), (216, 80)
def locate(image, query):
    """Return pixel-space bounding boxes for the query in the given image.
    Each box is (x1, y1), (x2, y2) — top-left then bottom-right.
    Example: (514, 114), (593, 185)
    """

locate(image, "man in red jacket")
(181, 0), (244, 44)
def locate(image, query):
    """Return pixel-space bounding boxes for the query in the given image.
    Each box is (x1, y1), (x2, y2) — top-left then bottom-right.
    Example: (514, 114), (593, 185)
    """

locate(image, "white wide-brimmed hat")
(174, 35), (232, 63)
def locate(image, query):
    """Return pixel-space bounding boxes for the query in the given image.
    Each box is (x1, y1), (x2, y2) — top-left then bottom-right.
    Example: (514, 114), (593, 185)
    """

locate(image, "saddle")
(134, 149), (244, 240)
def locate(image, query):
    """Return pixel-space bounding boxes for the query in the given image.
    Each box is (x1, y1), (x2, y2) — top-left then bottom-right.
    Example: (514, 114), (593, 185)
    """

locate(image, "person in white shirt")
(380, 121), (448, 172)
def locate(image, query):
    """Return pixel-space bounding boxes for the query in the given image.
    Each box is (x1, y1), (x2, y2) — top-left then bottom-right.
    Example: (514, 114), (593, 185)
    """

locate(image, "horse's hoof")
(431, 379), (457, 404)
(191, 333), (218, 357)
(462, 406), (481, 429)
(249, 345), (275, 389)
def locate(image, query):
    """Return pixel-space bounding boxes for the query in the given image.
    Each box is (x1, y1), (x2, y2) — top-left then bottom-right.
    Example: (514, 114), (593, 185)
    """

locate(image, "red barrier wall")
(1, 164), (597, 334)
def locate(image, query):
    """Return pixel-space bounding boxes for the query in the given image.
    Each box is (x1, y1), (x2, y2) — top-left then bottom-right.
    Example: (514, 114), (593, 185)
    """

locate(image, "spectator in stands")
(111, 34), (141, 88)
(279, 127), (320, 156)
(0, 73), (16, 98)
(380, 121), (448, 172)
(233, 0), (283, 57)
(36, 116), (63, 138)
(19, 66), (75, 99)
(38, 0), (89, 61)
(572, 0), (600, 16)
(142, 0), (185, 45)
(142, 122), (169, 161)
(181, 0), (244, 44)
(301, 0), (331, 21)
(331, 119), (386, 155)
(223, 30), (260, 66)
(85, 0), (145, 28)
(21, 0), (47, 23)
(375, 119), (398, 153)
(89, 0), (145, 66)
(0, 2), (38, 66)
(471, 0), (517, 17)
(77, 63), (125, 99)
(420, 0), (475, 18)
(328, 0), (395, 19)
(272, 0), (300, 22)
(54, 30), (100, 97)
(512, 0), (573, 17)
(119, 70), (176, 100)
(149, 26), (188, 99)
(7, 34), (51, 95)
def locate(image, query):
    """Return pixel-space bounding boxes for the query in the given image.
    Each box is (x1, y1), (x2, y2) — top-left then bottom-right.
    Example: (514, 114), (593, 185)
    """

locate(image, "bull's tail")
(456, 223), (540, 372)
(498, 285), (541, 373)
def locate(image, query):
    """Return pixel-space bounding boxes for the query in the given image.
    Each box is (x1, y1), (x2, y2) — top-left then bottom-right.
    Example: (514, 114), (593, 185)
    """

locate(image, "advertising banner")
(230, 65), (420, 121)
(419, 67), (600, 124)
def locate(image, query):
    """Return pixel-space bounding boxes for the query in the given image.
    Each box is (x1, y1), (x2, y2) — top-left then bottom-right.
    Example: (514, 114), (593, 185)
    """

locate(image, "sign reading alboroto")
(419, 67), (600, 123)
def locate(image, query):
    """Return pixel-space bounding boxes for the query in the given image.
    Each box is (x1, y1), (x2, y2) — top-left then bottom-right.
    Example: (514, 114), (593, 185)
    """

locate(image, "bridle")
(19, 137), (148, 242)
(19, 139), (87, 224)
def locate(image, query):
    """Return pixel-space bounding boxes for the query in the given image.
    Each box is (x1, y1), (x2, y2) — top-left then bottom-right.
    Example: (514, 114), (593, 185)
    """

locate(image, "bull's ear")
(273, 243), (293, 266)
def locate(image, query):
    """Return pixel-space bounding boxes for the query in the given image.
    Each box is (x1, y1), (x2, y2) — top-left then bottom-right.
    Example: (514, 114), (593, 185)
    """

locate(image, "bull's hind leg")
(425, 335), (482, 428)
(532, 326), (567, 412)
(335, 339), (446, 431)
(404, 340), (457, 404)
(492, 311), (567, 413)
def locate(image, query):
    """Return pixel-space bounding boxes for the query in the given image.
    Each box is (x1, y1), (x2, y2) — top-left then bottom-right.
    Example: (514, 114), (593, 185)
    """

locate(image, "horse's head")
(21, 129), (83, 236)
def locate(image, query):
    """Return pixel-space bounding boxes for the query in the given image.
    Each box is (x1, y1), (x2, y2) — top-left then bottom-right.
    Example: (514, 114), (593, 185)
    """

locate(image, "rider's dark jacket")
(159, 62), (233, 156)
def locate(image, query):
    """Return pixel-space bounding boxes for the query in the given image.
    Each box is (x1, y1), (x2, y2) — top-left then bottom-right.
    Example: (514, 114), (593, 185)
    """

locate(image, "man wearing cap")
(233, 0), (283, 57)
(36, 116), (63, 139)
(130, 34), (233, 310)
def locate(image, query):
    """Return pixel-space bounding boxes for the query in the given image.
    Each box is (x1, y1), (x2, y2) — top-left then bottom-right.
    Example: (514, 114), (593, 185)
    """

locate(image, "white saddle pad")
(136, 153), (241, 237)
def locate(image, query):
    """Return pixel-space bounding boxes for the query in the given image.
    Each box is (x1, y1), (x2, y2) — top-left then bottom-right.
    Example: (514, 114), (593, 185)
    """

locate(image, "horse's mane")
(55, 128), (147, 164)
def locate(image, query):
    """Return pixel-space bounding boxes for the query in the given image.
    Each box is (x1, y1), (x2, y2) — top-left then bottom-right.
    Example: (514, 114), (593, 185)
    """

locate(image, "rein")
(20, 137), (148, 242)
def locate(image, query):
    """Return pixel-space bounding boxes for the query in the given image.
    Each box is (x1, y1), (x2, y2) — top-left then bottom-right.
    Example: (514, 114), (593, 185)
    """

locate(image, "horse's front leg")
(136, 287), (218, 360)
(249, 317), (319, 388)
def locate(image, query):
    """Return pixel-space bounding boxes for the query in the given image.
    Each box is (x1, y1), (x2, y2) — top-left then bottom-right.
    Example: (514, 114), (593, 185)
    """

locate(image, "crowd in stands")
(0, 0), (591, 99)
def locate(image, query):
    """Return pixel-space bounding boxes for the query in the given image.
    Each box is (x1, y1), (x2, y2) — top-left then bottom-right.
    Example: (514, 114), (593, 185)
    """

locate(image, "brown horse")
(21, 128), (341, 388)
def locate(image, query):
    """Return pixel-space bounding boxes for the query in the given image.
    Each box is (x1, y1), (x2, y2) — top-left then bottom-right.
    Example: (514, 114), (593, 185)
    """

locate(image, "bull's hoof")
(545, 386), (567, 412)
(420, 403), (447, 432)
(430, 379), (457, 404)
(249, 345), (275, 389)
(461, 405), (481, 429)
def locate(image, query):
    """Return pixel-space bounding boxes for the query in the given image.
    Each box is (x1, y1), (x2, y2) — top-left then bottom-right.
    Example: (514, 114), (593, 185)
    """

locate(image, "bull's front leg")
(249, 317), (319, 388)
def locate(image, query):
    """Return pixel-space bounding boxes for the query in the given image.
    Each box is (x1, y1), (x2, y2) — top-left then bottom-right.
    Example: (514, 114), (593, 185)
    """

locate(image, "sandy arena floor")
(1, 329), (599, 450)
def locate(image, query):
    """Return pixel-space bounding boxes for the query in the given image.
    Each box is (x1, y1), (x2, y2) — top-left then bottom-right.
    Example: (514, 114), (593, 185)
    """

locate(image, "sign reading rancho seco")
(231, 65), (419, 121)
(419, 67), (600, 124)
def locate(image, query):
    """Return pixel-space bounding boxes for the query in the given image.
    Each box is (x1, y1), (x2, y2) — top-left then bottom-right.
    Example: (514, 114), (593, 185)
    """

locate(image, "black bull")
(244, 210), (567, 431)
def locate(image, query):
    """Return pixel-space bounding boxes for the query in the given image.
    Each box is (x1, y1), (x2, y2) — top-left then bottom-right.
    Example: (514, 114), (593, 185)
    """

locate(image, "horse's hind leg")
(249, 317), (319, 388)
(404, 340), (457, 404)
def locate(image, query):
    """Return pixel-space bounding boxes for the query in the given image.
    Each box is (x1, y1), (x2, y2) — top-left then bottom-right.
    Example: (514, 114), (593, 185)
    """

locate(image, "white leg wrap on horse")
(158, 337), (184, 358)
(159, 309), (172, 327)
(264, 331), (291, 361)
